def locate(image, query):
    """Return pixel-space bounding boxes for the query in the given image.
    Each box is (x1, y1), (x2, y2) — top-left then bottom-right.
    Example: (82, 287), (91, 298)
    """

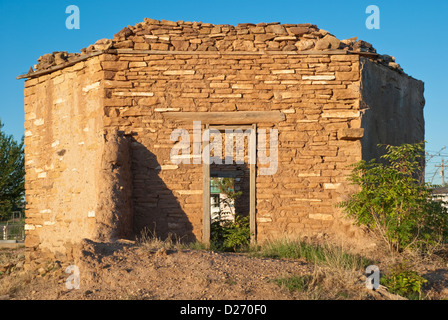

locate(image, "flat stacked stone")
(30, 18), (402, 74)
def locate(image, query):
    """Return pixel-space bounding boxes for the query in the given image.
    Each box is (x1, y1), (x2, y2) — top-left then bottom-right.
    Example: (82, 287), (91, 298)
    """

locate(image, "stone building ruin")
(17, 18), (425, 267)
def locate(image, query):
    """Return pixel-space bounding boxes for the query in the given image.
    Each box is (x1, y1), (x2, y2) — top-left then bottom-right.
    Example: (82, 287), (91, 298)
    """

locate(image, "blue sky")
(0, 0), (447, 184)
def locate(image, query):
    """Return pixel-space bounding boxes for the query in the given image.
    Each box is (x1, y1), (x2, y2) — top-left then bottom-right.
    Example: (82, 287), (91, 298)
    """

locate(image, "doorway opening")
(202, 124), (256, 248)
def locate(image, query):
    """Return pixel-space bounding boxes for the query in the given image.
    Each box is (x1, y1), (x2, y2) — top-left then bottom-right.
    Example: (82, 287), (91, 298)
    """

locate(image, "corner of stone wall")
(93, 130), (134, 242)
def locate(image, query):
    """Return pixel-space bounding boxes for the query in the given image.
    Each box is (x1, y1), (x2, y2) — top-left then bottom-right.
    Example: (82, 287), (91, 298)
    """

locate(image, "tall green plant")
(338, 143), (448, 252)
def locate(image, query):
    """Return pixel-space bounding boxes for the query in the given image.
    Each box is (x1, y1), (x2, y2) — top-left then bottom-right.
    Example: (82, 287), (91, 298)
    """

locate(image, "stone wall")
(23, 56), (105, 267)
(21, 18), (425, 265)
(97, 49), (365, 243)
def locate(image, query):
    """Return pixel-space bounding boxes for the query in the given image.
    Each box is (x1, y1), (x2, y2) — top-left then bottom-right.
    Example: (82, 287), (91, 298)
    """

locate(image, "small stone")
(274, 36), (297, 41)
(215, 40), (232, 51)
(94, 39), (113, 51)
(358, 40), (373, 48)
(341, 37), (358, 46)
(283, 44), (297, 51)
(150, 43), (168, 51)
(85, 44), (96, 53)
(322, 35), (340, 49)
(255, 34), (276, 42)
(379, 54), (394, 63)
(250, 26), (266, 34)
(314, 34), (340, 50)
(210, 26), (222, 34)
(295, 39), (314, 51)
(388, 62), (400, 69)
(144, 18), (160, 25)
(37, 53), (55, 69)
(113, 40), (134, 49)
(171, 40), (190, 51)
(114, 27), (133, 39)
(288, 26), (310, 36)
(315, 38), (330, 50)
(265, 24), (288, 35)
(266, 41), (281, 50)
(160, 19), (178, 26)
(233, 40), (257, 51)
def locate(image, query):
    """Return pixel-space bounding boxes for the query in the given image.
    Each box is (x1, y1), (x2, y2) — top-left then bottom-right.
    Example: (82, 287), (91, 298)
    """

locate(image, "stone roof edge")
(17, 49), (378, 80)
(16, 50), (104, 80)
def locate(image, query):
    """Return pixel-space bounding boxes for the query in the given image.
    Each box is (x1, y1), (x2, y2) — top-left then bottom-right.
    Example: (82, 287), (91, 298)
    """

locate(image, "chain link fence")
(0, 222), (25, 241)
(0, 212), (25, 241)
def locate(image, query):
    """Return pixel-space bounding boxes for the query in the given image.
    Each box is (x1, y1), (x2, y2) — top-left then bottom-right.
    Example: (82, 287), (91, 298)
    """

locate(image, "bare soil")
(1, 239), (448, 300)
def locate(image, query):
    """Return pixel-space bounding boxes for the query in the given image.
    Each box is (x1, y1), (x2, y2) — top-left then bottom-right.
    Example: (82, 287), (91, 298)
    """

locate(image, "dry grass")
(255, 238), (372, 299)
(0, 270), (33, 297)
(0, 248), (32, 297)
(137, 231), (372, 299)
(252, 237), (373, 270)
(137, 227), (185, 251)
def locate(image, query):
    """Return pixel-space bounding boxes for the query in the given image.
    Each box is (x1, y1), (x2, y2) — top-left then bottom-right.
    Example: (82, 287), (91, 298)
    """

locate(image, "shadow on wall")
(359, 58), (425, 163)
(130, 137), (196, 243)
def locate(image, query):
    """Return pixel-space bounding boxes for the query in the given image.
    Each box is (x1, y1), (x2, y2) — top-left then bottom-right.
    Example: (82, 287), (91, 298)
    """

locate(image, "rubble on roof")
(31, 18), (403, 74)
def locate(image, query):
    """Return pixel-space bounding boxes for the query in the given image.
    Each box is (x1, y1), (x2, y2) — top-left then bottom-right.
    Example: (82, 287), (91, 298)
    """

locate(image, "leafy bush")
(380, 262), (428, 299)
(338, 143), (448, 252)
(222, 215), (251, 251)
(210, 215), (250, 252)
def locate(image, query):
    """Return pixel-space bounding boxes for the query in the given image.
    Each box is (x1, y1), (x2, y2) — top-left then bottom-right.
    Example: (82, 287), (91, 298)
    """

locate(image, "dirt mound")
(65, 239), (317, 300)
(3, 239), (447, 301)
(1, 240), (348, 300)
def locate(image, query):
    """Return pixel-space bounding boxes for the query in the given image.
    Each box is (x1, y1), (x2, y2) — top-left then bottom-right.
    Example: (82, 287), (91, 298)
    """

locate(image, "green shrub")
(338, 143), (448, 252)
(222, 215), (251, 251)
(380, 262), (428, 300)
(210, 215), (250, 252)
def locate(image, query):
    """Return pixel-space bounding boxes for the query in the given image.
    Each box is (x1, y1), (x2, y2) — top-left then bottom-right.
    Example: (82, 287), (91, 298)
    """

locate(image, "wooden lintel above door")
(162, 111), (286, 124)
